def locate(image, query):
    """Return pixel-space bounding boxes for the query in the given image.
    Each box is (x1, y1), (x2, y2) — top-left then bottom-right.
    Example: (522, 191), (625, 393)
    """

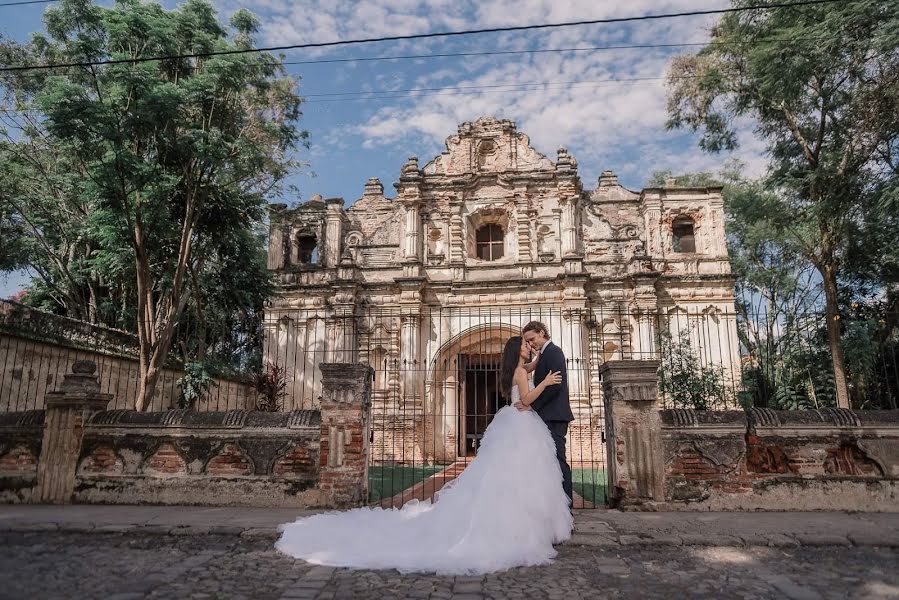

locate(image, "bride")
(275, 335), (573, 575)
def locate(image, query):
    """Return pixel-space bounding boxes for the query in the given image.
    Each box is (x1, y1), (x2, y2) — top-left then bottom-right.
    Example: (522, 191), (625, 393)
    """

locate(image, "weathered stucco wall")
(0, 409), (323, 507)
(0, 361), (373, 509)
(74, 409), (323, 507)
(661, 408), (899, 511)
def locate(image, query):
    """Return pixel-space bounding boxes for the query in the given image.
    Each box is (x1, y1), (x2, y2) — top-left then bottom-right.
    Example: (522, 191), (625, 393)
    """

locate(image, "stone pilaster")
(266, 204), (288, 270)
(395, 156), (423, 272)
(35, 361), (112, 504)
(640, 194), (663, 258)
(318, 363), (374, 507)
(324, 198), (345, 268)
(600, 359), (665, 509)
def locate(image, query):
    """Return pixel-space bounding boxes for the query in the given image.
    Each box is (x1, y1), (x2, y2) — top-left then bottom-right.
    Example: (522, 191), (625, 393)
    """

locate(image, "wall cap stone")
(86, 409), (321, 429)
(0, 410), (45, 428)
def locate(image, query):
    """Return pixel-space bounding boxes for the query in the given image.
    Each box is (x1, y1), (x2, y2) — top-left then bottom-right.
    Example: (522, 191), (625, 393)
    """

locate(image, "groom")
(514, 320), (574, 506)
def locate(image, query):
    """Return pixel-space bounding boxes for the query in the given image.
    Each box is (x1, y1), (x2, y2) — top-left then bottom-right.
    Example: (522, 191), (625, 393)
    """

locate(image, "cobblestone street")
(1, 531), (897, 600)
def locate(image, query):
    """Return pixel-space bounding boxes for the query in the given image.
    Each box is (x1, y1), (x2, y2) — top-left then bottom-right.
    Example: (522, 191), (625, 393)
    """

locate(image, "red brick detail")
(144, 442), (187, 475)
(273, 443), (315, 476)
(80, 446), (123, 474)
(205, 443), (252, 476)
(824, 442), (882, 476)
(745, 435), (795, 474)
(0, 445), (38, 473)
(668, 450), (729, 479)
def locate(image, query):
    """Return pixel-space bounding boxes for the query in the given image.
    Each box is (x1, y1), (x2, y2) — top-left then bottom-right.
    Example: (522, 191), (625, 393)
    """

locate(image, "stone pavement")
(1, 530), (898, 599)
(1, 506), (898, 599)
(1, 505), (898, 548)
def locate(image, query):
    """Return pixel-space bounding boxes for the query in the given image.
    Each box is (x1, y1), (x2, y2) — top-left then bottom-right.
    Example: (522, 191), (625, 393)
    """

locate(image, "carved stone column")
(396, 156), (423, 275)
(640, 195), (663, 258)
(266, 204), (288, 270)
(399, 313), (422, 408)
(600, 360), (665, 509)
(318, 363), (373, 507)
(628, 272), (660, 360)
(324, 198), (345, 268)
(35, 361), (112, 504)
(449, 197), (465, 280)
(555, 147), (583, 259)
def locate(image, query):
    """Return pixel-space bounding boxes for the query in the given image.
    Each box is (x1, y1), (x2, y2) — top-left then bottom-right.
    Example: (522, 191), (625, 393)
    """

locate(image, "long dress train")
(275, 383), (573, 575)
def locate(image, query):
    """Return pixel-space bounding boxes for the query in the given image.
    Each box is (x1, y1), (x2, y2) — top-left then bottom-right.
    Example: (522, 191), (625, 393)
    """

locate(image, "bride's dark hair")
(500, 336), (523, 401)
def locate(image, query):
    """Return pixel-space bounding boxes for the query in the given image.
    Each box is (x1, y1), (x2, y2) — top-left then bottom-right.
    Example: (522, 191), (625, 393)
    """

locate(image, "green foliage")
(666, 0), (899, 408)
(657, 328), (731, 410)
(252, 362), (289, 412)
(176, 361), (218, 409)
(0, 0), (307, 407)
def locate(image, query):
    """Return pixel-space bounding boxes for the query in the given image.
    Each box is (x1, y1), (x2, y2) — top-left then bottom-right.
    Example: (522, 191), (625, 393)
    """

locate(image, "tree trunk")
(821, 263), (851, 409)
(133, 195), (199, 411)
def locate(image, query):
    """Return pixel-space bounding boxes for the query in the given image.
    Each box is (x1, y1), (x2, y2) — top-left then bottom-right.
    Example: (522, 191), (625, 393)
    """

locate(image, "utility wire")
(303, 76), (675, 99)
(0, 34), (839, 80)
(0, 0), (855, 73)
(0, 74), (691, 114)
(0, 0), (55, 5)
(278, 35), (832, 67)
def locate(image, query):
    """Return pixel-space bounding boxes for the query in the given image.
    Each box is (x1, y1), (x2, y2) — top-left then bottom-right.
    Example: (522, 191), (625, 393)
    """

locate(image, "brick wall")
(72, 409), (324, 507)
(0, 410), (43, 502)
(0, 361), (374, 508)
(661, 408), (899, 510)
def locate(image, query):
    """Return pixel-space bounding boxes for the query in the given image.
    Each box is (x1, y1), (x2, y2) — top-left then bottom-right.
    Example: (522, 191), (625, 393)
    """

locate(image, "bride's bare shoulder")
(513, 366), (528, 380)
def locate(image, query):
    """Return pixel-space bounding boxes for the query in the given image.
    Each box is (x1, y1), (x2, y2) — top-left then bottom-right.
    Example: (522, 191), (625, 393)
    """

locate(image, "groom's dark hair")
(522, 320), (550, 339)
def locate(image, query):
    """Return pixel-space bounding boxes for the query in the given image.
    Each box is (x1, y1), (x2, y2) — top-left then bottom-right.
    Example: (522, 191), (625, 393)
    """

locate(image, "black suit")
(531, 341), (574, 504)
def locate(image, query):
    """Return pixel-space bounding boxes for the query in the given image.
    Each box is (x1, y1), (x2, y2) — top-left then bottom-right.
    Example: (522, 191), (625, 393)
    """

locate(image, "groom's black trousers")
(546, 420), (573, 505)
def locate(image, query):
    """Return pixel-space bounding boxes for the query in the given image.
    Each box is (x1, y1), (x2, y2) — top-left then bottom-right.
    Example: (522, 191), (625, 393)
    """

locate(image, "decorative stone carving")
(260, 116), (741, 467)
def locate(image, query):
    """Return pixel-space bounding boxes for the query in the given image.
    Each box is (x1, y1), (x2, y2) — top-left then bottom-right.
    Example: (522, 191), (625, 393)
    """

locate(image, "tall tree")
(0, 0), (305, 409)
(666, 0), (899, 408)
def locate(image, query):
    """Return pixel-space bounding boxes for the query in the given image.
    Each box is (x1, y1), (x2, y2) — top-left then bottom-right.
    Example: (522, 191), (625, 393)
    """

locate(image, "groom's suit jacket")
(531, 341), (574, 423)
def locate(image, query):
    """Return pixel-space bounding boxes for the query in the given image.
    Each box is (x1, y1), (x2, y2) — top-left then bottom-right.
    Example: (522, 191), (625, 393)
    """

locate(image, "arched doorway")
(425, 323), (520, 463)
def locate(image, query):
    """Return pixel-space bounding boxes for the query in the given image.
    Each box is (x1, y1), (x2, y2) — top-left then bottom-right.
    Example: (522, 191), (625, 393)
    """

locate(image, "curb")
(2, 523), (898, 548)
(1, 522), (281, 540)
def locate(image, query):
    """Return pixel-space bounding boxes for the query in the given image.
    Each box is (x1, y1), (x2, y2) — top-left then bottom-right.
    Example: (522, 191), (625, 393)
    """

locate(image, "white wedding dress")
(276, 382), (573, 575)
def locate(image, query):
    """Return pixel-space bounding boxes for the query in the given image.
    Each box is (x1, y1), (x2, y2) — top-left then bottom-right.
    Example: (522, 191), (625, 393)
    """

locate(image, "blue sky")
(0, 0), (767, 298)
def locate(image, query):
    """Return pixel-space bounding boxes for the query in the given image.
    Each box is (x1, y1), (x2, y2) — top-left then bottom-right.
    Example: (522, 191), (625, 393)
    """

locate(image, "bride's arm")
(514, 369), (561, 406)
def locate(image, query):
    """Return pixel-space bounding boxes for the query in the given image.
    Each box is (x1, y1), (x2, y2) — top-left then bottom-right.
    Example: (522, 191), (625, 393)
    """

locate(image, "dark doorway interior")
(459, 353), (503, 457)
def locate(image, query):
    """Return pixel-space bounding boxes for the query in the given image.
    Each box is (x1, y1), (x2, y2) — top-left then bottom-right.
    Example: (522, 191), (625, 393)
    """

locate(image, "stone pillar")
(324, 198), (345, 268)
(318, 363), (374, 507)
(640, 195), (663, 258)
(266, 204), (288, 270)
(600, 359), (665, 509)
(35, 360), (112, 504)
(562, 306), (588, 405)
(399, 313), (421, 408)
(396, 156), (423, 271)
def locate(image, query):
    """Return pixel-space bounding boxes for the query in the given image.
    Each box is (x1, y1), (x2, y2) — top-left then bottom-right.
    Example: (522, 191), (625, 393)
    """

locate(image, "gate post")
(600, 359), (665, 508)
(318, 363), (373, 507)
(35, 360), (112, 504)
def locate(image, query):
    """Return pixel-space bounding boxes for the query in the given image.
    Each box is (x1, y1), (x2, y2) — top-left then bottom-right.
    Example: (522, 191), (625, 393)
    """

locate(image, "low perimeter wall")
(661, 408), (899, 511)
(0, 361), (373, 508)
(601, 360), (899, 511)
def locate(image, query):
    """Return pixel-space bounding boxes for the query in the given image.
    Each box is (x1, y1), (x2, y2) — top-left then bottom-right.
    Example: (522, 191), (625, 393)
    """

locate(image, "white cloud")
(218, 0), (767, 190)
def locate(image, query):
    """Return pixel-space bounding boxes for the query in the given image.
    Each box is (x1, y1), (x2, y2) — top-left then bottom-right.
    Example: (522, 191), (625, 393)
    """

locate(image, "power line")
(0, 34), (838, 80)
(303, 76), (675, 99)
(279, 36), (830, 67)
(0, 0), (55, 5)
(0, 0), (854, 73)
(0, 74), (695, 114)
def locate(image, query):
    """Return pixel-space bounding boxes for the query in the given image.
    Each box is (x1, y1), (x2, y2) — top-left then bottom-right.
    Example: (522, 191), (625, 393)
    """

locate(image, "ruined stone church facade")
(264, 117), (739, 465)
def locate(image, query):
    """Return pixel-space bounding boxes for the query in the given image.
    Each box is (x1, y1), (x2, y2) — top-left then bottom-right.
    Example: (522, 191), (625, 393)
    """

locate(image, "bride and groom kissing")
(276, 320), (575, 575)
